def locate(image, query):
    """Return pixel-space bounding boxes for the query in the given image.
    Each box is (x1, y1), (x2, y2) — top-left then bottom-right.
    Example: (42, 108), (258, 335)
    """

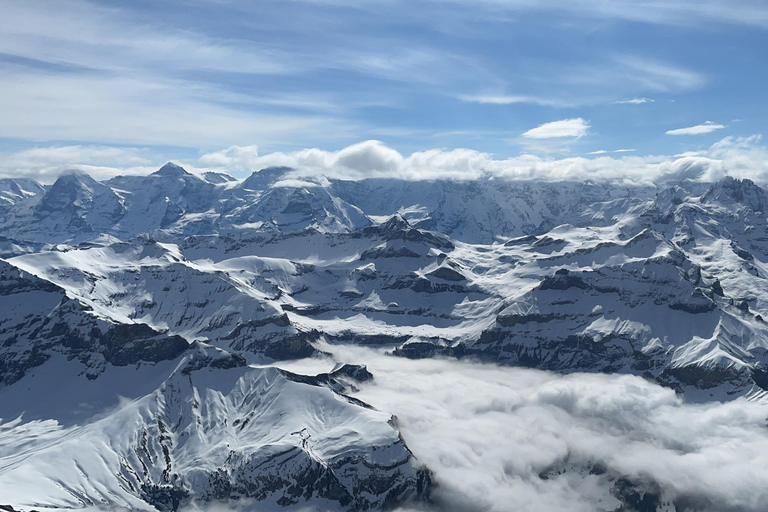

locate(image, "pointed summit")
(152, 162), (190, 178)
(34, 168), (125, 230)
(702, 177), (767, 212)
(39, 171), (100, 211)
(241, 166), (292, 191)
(363, 213), (411, 238)
(380, 213), (411, 231)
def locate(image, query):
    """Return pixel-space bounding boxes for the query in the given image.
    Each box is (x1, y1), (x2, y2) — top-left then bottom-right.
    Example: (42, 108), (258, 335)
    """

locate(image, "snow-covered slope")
(8, 240), (315, 362)
(330, 178), (650, 243)
(0, 258), (188, 384)
(0, 345), (429, 511)
(0, 178), (45, 208)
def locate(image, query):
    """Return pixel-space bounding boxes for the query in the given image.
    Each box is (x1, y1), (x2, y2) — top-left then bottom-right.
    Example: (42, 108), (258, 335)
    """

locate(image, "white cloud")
(280, 345), (768, 512)
(611, 56), (706, 92)
(445, 0), (768, 29)
(0, 73), (351, 148)
(522, 119), (590, 139)
(198, 145), (261, 169)
(459, 94), (567, 107)
(666, 121), (726, 135)
(586, 149), (637, 155)
(614, 97), (654, 104)
(201, 136), (768, 186)
(8, 135), (768, 187)
(0, 0), (728, 151)
(0, 146), (160, 182)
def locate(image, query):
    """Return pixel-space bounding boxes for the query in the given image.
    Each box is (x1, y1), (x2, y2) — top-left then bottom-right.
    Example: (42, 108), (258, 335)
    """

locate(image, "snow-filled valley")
(2, 163), (768, 511)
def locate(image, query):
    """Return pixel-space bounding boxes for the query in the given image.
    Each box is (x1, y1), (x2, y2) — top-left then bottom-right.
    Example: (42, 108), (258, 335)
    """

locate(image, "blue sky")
(2, 0), (768, 181)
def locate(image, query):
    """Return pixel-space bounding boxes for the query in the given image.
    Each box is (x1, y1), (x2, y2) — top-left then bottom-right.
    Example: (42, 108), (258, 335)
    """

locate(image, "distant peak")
(202, 171), (237, 184)
(702, 176), (767, 212)
(241, 166), (292, 191)
(51, 169), (97, 187)
(153, 162), (190, 177)
(380, 213), (411, 231)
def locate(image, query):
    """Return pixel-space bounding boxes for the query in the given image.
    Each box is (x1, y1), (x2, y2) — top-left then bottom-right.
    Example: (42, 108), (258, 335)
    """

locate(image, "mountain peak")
(380, 213), (411, 231)
(56, 169), (96, 183)
(46, 170), (98, 194)
(202, 171), (237, 184)
(241, 166), (292, 191)
(152, 162), (190, 178)
(702, 176), (767, 212)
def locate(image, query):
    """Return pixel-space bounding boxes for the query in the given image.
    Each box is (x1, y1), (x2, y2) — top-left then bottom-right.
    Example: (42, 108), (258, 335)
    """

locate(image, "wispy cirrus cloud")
(458, 94), (569, 107)
(666, 121), (726, 135)
(585, 148), (636, 155)
(614, 97), (655, 104)
(593, 56), (706, 92)
(522, 118), (590, 139)
(459, 55), (703, 110)
(0, 0), (496, 148)
(441, 0), (768, 28)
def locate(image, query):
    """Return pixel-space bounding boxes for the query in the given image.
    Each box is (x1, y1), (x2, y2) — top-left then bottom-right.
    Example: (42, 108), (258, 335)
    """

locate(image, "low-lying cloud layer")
(200, 135), (768, 186)
(4, 135), (768, 186)
(281, 346), (768, 512)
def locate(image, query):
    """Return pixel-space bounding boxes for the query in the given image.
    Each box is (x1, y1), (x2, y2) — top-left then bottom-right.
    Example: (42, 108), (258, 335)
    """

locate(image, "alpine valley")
(2, 162), (768, 511)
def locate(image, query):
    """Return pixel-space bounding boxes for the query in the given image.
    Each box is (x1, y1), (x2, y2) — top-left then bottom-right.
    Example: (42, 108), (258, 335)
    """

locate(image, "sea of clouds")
(279, 345), (768, 512)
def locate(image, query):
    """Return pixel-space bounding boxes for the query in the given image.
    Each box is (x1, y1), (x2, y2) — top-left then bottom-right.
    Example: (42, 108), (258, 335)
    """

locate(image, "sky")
(2, 0), (768, 181)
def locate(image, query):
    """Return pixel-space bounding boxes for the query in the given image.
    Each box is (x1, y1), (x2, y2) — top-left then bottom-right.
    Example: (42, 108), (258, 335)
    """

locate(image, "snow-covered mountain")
(4, 162), (768, 510)
(0, 258), (188, 385)
(0, 344), (429, 511)
(0, 165), (649, 246)
(0, 178), (45, 208)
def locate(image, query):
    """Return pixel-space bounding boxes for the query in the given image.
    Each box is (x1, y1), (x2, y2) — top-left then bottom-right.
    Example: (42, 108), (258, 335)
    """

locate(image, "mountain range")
(2, 163), (768, 511)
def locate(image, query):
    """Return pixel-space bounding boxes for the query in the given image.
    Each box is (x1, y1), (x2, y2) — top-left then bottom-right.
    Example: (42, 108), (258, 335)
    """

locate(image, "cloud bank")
(195, 135), (768, 186)
(4, 136), (768, 187)
(280, 346), (768, 512)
